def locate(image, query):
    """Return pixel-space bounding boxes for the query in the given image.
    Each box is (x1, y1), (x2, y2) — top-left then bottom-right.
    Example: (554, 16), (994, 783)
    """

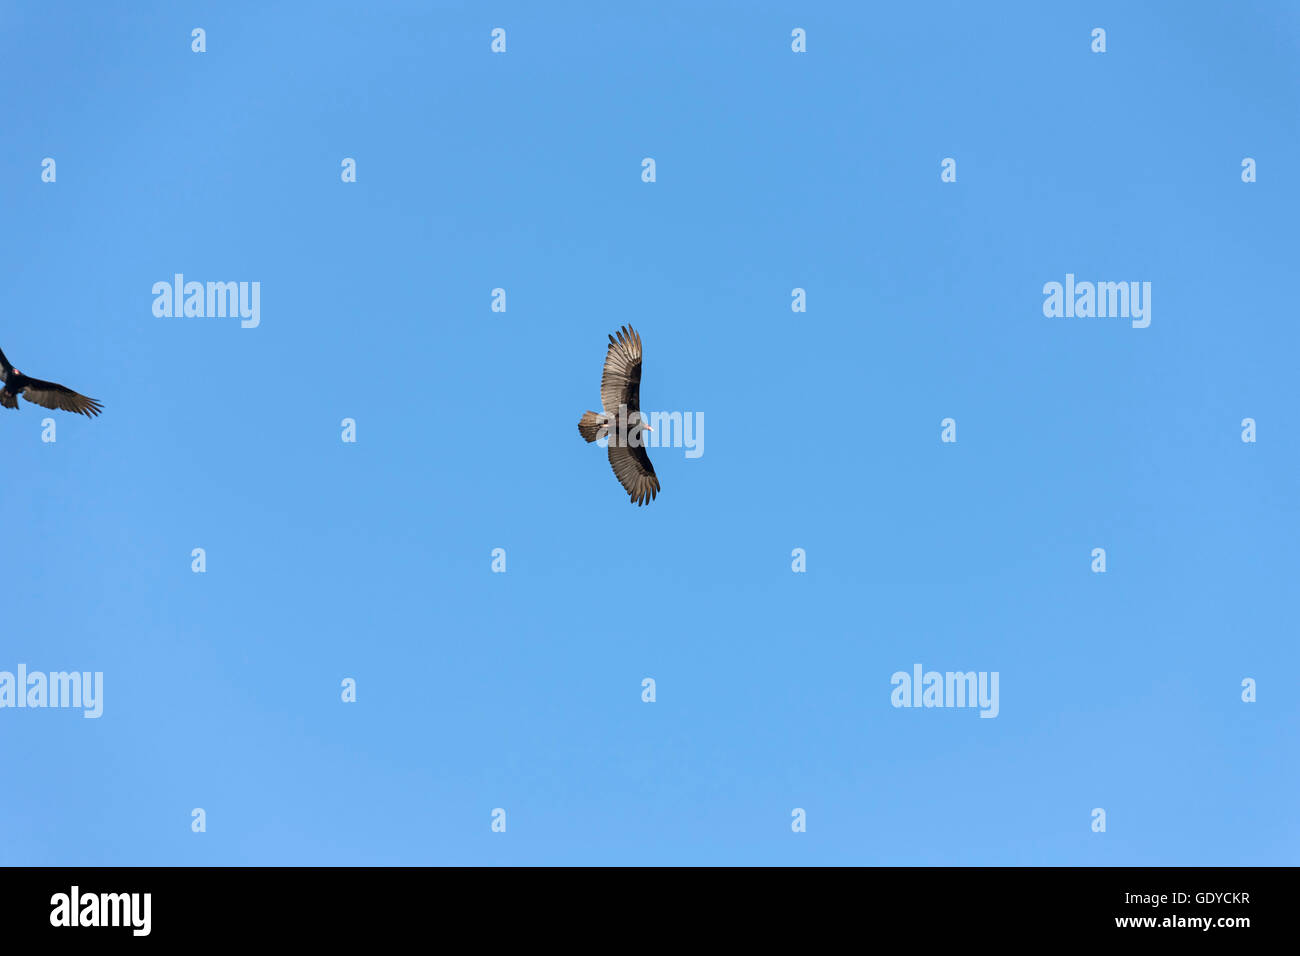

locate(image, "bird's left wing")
(0, 347), (11, 383)
(608, 442), (659, 506)
(20, 378), (103, 417)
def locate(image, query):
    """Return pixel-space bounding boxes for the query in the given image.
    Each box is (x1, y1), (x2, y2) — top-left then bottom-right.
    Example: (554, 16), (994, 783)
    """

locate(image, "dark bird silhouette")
(577, 325), (659, 506)
(0, 347), (103, 418)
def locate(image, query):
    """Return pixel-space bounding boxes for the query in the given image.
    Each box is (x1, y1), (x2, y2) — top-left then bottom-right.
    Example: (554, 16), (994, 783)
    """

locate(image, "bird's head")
(623, 414), (653, 446)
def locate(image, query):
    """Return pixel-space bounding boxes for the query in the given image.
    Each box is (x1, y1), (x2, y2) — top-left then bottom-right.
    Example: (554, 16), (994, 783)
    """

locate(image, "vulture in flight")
(577, 325), (659, 506)
(0, 347), (103, 418)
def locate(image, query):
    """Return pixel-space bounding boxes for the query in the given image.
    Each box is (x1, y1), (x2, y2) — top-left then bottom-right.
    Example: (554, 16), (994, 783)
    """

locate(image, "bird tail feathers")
(578, 411), (607, 442)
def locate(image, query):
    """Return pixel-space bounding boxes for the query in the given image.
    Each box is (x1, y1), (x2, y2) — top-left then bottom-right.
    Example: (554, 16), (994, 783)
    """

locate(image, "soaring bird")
(577, 325), (659, 506)
(0, 346), (103, 418)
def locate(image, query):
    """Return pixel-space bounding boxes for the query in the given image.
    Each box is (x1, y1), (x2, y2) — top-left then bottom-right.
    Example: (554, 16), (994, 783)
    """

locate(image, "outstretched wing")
(600, 325), (643, 419)
(20, 378), (103, 417)
(0, 347), (11, 383)
(608, 442), (659, 506)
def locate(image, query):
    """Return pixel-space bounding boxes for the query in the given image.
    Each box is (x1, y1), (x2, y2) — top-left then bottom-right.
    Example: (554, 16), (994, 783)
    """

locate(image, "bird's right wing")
(19, 378), (103, 417)
(599, 326), (643, 420)
(0, 347), (10, 383)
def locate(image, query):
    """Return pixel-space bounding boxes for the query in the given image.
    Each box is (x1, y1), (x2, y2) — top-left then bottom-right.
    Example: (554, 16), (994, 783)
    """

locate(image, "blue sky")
(1, 1), (1296, 865)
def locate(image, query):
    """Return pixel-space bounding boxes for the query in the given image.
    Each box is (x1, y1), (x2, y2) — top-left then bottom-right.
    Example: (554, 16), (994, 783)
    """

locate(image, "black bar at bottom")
(0, 866), (1279, 942)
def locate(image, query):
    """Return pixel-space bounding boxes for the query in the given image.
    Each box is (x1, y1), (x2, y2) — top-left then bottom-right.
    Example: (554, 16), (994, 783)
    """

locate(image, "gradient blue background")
(1, 1), (1296, 865)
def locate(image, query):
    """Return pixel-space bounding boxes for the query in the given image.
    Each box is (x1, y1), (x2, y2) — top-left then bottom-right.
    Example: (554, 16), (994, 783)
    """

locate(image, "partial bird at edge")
(0, 346), (104, 418)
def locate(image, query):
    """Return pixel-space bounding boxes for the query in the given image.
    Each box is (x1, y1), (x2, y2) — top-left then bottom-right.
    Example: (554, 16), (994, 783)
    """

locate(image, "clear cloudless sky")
(1, 1), (1296, 865)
